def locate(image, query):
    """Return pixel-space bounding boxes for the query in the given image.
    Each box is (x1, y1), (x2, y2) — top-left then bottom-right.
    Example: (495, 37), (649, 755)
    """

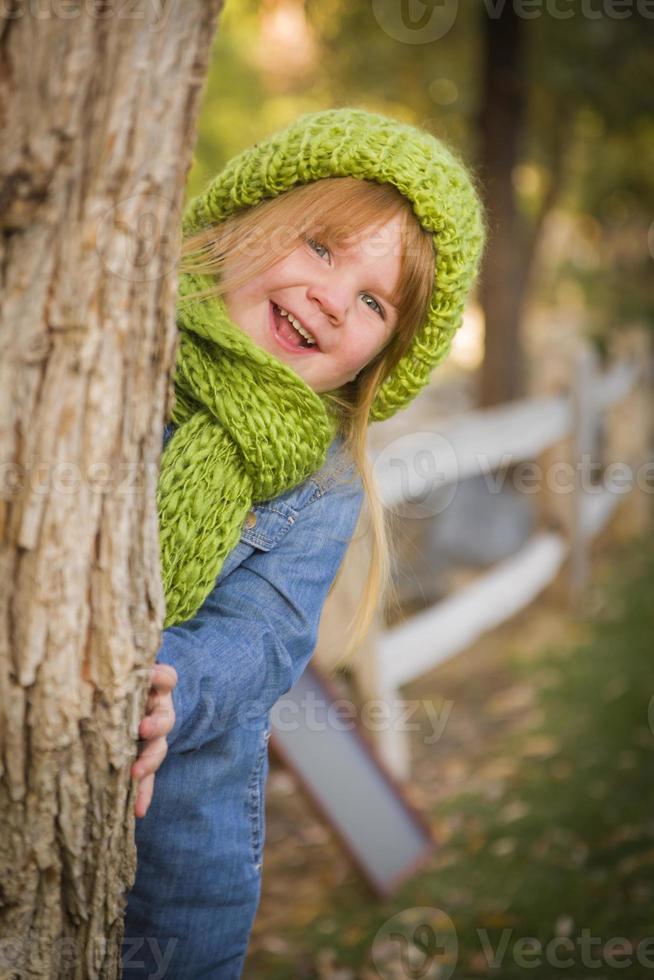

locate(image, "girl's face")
(222, 214), (403, 393)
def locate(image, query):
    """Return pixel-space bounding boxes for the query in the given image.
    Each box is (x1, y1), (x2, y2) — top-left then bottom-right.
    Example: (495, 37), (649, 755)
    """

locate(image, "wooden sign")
(269, 664), (436, 897)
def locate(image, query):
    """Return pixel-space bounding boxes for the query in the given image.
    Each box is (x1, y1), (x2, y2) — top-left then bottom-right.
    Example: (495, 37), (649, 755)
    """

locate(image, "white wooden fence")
(327, 327), (652, 779)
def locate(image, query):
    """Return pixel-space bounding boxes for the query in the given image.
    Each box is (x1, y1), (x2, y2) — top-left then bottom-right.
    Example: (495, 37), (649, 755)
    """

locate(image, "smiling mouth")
(269, 302), (320, 354)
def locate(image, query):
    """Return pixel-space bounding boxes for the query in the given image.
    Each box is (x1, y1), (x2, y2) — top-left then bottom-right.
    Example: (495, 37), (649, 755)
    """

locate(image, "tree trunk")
(0, 5), (222, 977)
(477, 3), (527, 408)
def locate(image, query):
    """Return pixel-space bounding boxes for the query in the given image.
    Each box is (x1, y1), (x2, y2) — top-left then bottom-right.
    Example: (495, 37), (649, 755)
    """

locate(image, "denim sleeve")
(155, 477), (364, 753)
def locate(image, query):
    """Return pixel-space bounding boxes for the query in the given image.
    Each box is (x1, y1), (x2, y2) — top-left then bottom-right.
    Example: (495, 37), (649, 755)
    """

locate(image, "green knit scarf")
(157, 269), (338, 628)
(157, 107), (487, 628)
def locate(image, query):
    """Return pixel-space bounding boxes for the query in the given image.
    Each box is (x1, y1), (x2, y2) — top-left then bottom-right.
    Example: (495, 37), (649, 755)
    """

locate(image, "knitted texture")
(159, 269), (337, 627)
(182, 106), (487, 422)
(159, 107), (486, 625)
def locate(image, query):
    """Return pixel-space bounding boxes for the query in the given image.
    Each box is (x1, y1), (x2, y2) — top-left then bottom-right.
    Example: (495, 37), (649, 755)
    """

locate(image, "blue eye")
(362, 294), (385, 319)
(307, 237), (330, 261)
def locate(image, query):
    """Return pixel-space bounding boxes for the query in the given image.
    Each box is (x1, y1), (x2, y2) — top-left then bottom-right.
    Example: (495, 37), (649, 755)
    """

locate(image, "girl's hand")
(132, 664), (178, 819)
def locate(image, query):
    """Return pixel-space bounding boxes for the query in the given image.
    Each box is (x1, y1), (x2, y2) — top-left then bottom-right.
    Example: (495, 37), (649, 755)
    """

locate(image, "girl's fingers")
(145, 691), (159, 714)
(132, 736), (168, 780)
(131, 666), (177, 818)
(141, 665), (177, 716)
(134, 772), (155, 819)
(130, 667), (177, 820)
(139, 702), (175, 740)
(149, 664), (178, 695)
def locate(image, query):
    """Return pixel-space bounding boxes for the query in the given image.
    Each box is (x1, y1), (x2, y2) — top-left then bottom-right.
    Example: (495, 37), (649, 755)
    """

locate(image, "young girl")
(122, 107), (486, 978)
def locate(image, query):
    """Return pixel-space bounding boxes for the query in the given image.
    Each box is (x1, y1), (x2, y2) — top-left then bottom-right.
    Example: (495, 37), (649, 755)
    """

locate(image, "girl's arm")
(155, 475), (364, 755)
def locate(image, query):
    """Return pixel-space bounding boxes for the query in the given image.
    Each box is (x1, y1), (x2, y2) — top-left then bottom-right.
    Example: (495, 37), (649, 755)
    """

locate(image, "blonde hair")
(178, 177), (435, 663)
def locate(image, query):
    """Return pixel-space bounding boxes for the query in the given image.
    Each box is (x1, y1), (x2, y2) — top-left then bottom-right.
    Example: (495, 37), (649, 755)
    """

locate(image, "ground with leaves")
(244, 519), (654, 980)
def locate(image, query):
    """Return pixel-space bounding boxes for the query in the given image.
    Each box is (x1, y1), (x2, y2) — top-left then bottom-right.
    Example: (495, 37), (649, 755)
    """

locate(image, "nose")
(307, 279), (350, 325)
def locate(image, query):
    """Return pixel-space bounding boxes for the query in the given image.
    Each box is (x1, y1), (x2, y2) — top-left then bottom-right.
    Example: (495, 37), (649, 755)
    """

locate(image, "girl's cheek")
(356, 340), (383, 370)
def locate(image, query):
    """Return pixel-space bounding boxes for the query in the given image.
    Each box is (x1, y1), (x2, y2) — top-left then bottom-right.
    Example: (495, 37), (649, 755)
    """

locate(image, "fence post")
(602, 325), (654, 540)
(353, 632), (411, 780)
(313, 488), (412, 779)
(569, 341), (600, 604)
(534, 426), (574, 606)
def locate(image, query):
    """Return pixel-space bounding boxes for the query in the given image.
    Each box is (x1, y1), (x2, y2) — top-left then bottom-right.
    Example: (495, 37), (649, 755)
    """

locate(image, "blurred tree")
(477, 3), (529, 406)
(473, 6), (653, 404)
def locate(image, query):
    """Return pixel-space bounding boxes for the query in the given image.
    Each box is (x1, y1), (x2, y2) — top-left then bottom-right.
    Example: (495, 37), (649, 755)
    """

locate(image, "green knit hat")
(182, 107), (486, 423)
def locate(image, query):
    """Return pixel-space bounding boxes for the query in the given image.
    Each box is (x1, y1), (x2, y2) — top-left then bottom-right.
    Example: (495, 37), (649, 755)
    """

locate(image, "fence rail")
(324, 327), (652, 779)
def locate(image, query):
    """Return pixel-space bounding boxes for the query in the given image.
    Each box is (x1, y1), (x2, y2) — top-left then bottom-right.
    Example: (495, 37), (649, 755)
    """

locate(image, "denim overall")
(122, 423), (364, 979)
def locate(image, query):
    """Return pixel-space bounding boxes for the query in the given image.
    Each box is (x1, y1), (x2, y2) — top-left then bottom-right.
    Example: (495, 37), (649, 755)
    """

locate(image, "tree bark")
(0, 4), (222, 977)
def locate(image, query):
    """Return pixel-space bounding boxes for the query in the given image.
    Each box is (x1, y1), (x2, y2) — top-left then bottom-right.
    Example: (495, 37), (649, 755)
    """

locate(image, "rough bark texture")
(0, 4), (222, 977)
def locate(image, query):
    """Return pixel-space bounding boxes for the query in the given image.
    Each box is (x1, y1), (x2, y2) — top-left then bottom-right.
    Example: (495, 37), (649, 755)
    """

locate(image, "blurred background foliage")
(185, 0), (653, 403)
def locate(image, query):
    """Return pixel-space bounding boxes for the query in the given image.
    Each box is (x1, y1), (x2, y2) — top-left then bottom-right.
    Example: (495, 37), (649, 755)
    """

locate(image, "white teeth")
(275, 305), (316, 346)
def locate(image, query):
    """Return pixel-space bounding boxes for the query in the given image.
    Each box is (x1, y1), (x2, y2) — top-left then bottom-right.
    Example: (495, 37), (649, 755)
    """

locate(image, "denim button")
(244, 511), (257, 529)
